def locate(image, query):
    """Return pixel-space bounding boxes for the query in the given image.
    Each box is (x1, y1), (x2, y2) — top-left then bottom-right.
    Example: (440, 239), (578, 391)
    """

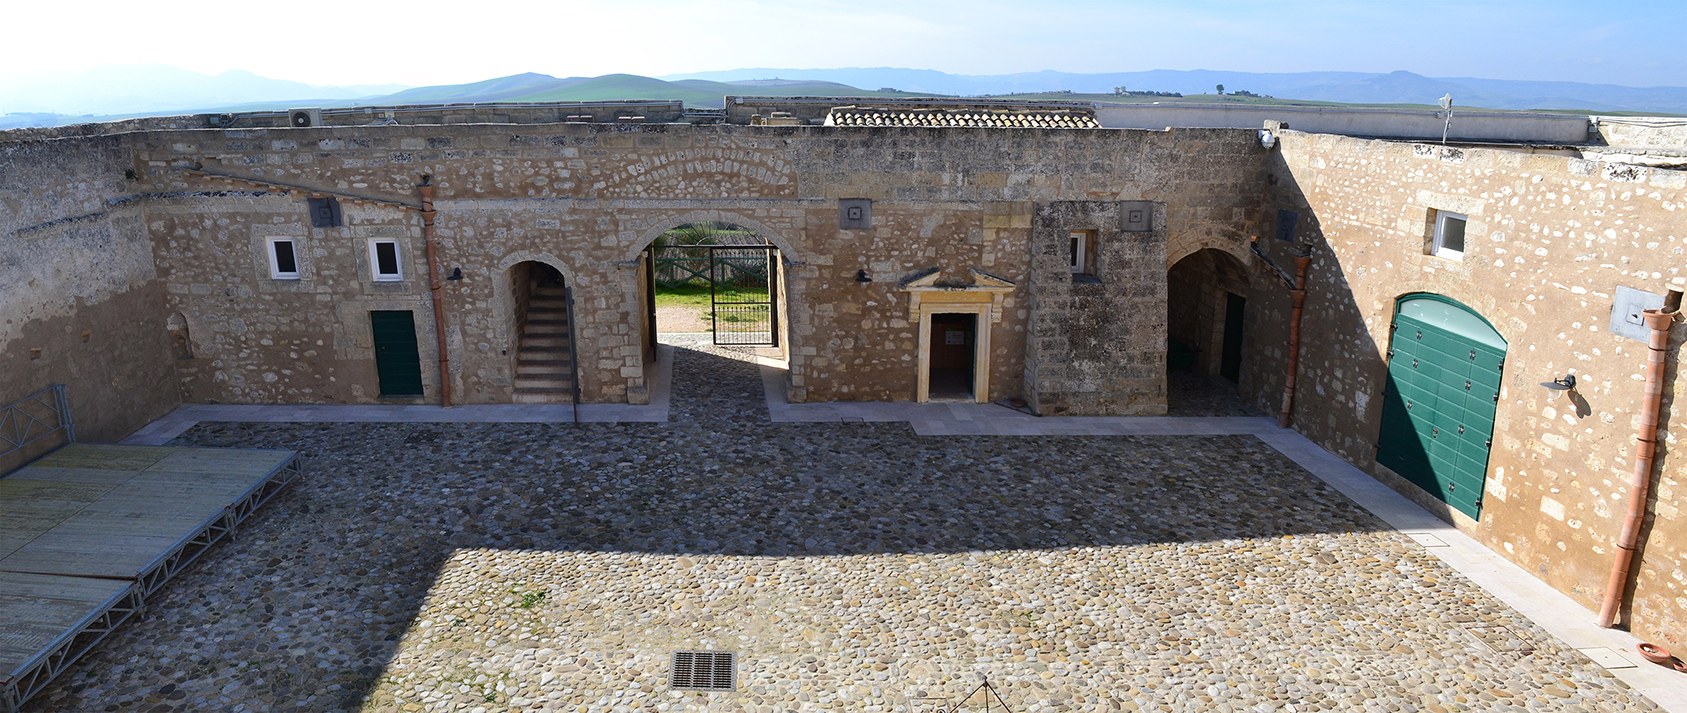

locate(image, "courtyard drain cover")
(669, 650), (737, 691)
(1466, 625), (1536, 655)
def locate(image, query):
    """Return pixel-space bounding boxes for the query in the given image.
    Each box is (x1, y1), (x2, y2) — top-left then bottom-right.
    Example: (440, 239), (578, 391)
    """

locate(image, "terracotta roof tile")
(823, 106), (1099, 129)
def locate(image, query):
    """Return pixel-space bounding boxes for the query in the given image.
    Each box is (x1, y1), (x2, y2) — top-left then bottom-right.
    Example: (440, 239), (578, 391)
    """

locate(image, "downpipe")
(1598, 289), (1682, 628)
(419, 176), (453, 408)
(1278, 254), (1312, 429)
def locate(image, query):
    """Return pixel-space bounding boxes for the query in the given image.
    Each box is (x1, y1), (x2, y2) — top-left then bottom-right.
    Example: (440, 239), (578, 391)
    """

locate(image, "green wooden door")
(1377, 295), (1506, 519)
(370, 310), (425, 397)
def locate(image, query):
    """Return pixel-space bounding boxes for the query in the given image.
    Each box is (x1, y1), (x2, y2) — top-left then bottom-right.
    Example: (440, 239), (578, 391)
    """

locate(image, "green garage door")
(1377, 295), (1506, 519)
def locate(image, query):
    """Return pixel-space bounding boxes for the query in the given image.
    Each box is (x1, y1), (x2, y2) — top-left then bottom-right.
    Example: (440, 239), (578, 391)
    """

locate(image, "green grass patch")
(654, 284), (768, 309)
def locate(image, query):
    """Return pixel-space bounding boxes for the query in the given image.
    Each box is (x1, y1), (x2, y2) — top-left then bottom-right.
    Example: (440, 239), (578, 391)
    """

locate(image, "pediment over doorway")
(898, 267), (1016, 323)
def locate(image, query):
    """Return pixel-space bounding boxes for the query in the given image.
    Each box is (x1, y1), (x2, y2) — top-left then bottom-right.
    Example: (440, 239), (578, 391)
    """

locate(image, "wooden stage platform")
(0, 443), (299, 713)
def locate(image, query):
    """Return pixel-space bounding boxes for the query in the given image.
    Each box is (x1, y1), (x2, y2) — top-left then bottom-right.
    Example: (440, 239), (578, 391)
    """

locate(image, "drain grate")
(669, 650), (737, 691)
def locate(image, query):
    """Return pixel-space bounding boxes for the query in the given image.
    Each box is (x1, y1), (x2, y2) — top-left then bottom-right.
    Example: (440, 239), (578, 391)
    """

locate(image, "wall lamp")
(855, 269), (872, 284)
(446, 267), (464, 281)
(1539, 374), (1576, 392)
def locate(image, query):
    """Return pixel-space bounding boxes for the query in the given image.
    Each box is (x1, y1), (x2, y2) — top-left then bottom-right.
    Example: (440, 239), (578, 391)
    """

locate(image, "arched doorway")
(505, 261), (576, 404)
(1377, 294), (1507, 519)
(1165, 248), (1253, 414)
(639, 222), (784, 354)
(1167, 248), (1251, 381)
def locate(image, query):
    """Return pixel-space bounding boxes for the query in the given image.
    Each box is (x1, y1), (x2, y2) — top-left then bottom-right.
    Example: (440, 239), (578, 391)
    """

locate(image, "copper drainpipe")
(1598, 291), (1682, 628)
(1278, 254), (1312, 428)
(419, 176), (453, 408)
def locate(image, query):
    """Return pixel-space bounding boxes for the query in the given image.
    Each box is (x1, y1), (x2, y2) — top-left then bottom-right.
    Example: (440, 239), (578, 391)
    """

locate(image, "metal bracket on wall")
(1249, 239), (1299, 288)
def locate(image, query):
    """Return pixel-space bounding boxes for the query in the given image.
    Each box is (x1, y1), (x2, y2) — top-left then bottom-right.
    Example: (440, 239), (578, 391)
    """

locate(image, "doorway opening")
(927, 313), (978, 401)
(1166, 248), (1256, 416)
(640, 222), (785, 358)
(506, 261), (576, 404)
(1220, 292), (1246, 383)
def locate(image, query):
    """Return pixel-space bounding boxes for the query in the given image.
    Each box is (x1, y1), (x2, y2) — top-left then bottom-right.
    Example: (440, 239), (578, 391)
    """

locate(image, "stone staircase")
(513, 285), (574, 404)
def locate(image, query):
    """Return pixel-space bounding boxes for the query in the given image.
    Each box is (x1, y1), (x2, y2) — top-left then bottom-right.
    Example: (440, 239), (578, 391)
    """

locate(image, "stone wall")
(1263, 130), (1687, 645)
(116, 122), (1266, 408)
(0, 135), (179, 444)
(1024, 201), (1167, 415)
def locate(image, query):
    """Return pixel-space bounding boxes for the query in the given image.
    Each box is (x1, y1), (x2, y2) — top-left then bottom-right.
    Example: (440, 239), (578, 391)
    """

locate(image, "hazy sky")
(4, 0), (1682, 87)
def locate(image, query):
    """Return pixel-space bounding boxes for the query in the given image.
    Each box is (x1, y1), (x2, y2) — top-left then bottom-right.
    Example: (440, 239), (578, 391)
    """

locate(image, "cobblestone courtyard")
(25, 346), (1656, 713)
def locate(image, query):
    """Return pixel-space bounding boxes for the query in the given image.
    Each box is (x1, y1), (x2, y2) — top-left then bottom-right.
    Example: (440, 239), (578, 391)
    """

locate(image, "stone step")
(516, 357), (571, 366)
(509, 391), (570, 401)
(519, 337), (570, 348)
(517, 345), (570, 353)
(531, 288), (568, 299)
(516, 363), (572, 376)
(523, 324), (569, 336)
(514, 378), (572, 390)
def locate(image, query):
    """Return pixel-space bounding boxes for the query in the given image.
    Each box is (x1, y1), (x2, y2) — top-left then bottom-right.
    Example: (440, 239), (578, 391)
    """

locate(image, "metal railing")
(0, 384), (75, 462)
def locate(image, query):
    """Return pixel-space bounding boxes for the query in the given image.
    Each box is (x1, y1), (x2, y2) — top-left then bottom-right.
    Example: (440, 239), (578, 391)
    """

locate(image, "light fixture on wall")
(446, 267), (464, 281)
(855, 269), (872, 284)
(1539, 374), (1576, 391)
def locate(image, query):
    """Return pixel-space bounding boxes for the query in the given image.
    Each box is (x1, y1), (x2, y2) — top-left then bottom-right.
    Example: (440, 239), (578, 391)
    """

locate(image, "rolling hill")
(664, 67), (1687, 114)
(0, 71), (930, 128)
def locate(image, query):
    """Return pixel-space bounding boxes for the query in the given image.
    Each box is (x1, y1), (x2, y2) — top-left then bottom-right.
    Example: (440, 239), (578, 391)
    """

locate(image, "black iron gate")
(649, 244), (779, 347)
(707, 246), (778, 346)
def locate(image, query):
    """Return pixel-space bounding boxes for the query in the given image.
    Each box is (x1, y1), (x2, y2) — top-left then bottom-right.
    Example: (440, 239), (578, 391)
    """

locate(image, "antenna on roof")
(1439, 94), (1453, 145)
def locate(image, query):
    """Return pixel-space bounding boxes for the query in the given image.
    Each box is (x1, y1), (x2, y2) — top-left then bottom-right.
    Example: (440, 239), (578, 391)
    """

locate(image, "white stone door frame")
(902, 268), (1015, 404)
(915, 301), (992, 403)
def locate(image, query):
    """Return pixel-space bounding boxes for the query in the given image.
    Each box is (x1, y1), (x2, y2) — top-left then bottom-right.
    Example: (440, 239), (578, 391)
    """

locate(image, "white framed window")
(369, 239), (403, 282)
(266, 237), (300, 280)
(1432, 211), (1467, 261)
(1069, 230), (1092, 274)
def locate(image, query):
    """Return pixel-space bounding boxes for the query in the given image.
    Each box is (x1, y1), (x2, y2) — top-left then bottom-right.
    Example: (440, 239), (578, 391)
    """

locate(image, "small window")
(1433, 211), (1467, 261)
(267, 238), (300, 280)
(1069, 230), (1099, 281)
(1069, 230), (1089, 273)
(370, 240), (403, 281)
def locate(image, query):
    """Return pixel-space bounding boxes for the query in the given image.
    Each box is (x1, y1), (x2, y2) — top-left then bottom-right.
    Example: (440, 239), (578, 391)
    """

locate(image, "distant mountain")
(662, 67), (1687, 113)
(10, 64), (1685, 132)
(0, 70), (935, 129)
(0, 65), (408, 115)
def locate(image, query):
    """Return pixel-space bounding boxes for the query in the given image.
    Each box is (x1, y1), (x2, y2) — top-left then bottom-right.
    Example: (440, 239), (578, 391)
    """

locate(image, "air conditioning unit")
(288, 108), (323, 128)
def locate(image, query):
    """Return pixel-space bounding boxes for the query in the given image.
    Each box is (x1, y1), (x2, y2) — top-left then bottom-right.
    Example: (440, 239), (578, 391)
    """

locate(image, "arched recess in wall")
(166, 312), (195, 361)
(1376, 292), (1510, 522)
(1166, 248), (1255, 386)
(491, 251), (584, 403)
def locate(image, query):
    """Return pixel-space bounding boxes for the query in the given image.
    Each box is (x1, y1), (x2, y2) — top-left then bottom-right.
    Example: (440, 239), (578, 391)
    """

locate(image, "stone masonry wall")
(118, 123), (1266, 408)
(1262, 130), (1687, 645)
(1025, 201), (1168, 415)
(0, 135), (179, 447)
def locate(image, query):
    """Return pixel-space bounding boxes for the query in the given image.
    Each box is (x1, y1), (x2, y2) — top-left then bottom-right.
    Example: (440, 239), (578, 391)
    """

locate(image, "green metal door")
(1377, 295), (1506, 519)
(370, 310), (425, 397)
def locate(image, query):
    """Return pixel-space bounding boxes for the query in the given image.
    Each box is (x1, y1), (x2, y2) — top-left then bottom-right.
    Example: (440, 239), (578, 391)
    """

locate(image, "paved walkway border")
(112, 353), (1685, 709)
(120, 345), (674, 446)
